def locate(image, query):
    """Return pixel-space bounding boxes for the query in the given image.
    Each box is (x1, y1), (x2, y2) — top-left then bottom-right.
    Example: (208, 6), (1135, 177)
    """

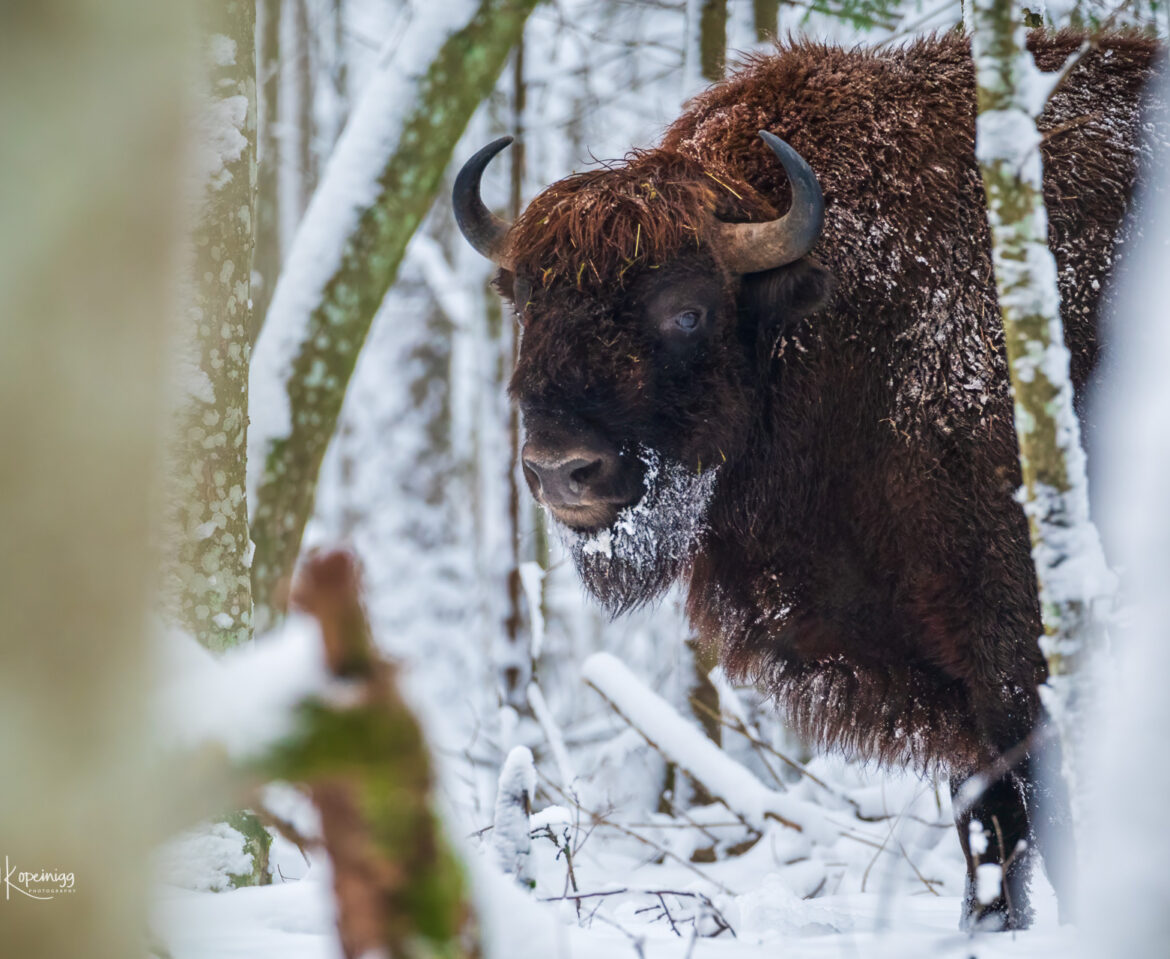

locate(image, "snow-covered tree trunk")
(969, 2), (1112, 798)
(167, 0), (257, 652)
(249, 0), (541, 632)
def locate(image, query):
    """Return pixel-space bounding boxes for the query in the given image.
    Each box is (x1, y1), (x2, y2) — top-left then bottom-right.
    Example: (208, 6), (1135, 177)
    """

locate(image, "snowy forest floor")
(153, 759), (1074, 959)
(152, 665), (1074, 959)
(155, 883), (1074, 959)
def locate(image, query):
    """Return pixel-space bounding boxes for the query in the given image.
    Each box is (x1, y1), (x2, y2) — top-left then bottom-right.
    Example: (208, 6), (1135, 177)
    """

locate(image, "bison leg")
(950, 767), (1034, 931)
(1019, 719), (1077, 924)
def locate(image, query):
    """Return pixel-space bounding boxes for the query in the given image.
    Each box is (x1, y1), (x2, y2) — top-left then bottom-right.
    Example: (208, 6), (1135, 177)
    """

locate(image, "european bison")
(453, 31), (1162, 929)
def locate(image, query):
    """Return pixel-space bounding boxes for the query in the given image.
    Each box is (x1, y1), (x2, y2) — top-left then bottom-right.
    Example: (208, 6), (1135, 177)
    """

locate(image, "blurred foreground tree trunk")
(0, 2), (184, 956)
(970, 0), (1111, 806)
(273, 552), (479, 959)
(249, 0), (541, 632)
(165, 0), (257, 652)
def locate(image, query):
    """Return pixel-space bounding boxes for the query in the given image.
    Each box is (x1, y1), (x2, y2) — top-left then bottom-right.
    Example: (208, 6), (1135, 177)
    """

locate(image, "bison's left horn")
(453, 136), (515, 269)
(714, 131), (824, 274)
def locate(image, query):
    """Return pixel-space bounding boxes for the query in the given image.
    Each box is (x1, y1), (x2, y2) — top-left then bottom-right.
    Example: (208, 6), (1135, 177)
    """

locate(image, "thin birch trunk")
(969, 1), (1112, 806)
(249, 0), (541, 632)
(499, 38), (536, 711)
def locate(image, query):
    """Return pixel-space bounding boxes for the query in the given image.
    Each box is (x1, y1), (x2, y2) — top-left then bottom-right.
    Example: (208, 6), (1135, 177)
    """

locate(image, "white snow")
(493, 745), (536, 885)
(191, 94), (248, 193)
(583, 652), (833, 843)
(527, 682), (576, 787)
(154, 821), (256, 893)
(519, 560), (545, 659)
(975, 863), (1003, 906)
(208, 34), (237, 68)
(155, 616), (330, 762)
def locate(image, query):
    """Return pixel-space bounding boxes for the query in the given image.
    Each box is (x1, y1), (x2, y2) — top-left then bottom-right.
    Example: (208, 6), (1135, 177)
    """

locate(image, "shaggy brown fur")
(483, 30), (1164, 929)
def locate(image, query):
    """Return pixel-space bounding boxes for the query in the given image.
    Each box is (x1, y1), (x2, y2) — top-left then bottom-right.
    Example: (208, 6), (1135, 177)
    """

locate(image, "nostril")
(521, 448), (616, 507)
(567, 458), (602, 493)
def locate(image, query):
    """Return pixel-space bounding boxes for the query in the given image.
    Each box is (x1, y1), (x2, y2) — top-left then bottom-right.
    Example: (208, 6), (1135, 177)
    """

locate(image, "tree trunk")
(166, 0), (257, 652)
(969, 0), (1111, 808)
(254, 0), (283, 344)
(699, 0), (728, 82)
(752, 0), (780, 41)
(0, 1), (182, 955)
(249, 0), (541, 632)
(498, 38), (537, 711)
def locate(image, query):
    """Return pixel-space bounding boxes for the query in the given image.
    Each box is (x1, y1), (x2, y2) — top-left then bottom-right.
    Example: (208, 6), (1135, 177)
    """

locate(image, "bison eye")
(673, 309), (701, 332)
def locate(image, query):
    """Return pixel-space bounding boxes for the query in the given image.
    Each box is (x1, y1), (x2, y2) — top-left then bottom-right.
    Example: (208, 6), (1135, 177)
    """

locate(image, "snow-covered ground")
(153, 749), (1076, 959)
(152, 605), (1076, 959)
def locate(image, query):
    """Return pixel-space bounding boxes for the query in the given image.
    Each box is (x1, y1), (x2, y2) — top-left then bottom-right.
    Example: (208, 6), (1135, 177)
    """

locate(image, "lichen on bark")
(168, 0), (257, 652)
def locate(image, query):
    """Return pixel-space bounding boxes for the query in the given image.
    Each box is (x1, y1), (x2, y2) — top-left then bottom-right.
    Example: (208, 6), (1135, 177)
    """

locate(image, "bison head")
(453, 132), (830, 614)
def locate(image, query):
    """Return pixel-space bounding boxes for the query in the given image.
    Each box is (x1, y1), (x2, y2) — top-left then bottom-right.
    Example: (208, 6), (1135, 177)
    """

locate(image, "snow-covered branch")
(583, 653), (834, 841)
(248, 0), (541, 631)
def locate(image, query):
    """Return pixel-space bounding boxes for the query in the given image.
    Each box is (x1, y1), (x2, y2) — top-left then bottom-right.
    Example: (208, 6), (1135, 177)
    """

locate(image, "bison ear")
(738, 257), (833, 332)
(491, 267), (517, 304)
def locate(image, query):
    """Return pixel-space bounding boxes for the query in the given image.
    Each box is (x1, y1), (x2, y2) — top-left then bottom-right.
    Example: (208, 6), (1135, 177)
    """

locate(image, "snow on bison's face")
(453, 134), (830, 614)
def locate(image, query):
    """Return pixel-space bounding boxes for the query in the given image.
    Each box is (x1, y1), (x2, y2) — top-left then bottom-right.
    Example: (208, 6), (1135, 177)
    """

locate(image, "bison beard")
(455, 30), (1166, 932)
(560, 448), (718, 617)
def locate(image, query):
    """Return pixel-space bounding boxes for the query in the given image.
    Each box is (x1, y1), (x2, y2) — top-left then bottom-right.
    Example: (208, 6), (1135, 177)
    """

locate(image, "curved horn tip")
(760, 129), (823, 231)
(713, 131), (825, 275)
(452, 137), (516, 268)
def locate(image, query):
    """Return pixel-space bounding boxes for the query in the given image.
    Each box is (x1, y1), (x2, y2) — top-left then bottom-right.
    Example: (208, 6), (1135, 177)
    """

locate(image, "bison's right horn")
(714, 131), (824, 275)
(452, 136), (515, 270)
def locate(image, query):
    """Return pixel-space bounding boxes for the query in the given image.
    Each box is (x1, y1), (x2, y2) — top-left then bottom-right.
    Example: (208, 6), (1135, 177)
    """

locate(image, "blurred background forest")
(2, 1), (1168, 958)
